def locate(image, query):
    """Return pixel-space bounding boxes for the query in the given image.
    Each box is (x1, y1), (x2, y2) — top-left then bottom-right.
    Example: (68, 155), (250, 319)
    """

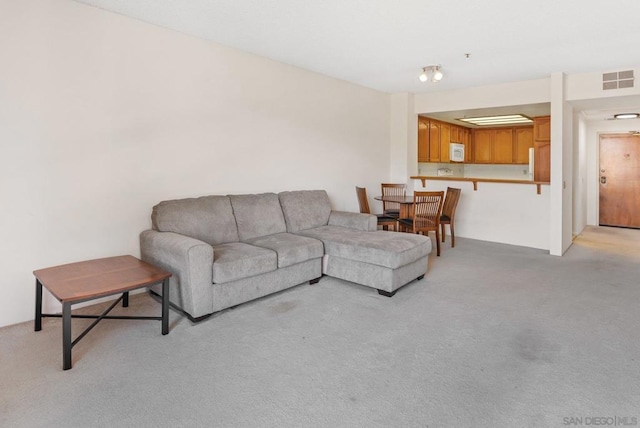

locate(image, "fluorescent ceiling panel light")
(457, 114), (533, 126)
(614, 113), (639, 120)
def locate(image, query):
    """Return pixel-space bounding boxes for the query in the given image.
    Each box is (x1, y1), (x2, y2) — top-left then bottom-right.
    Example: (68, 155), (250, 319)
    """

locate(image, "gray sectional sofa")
(140, 190), (431, 321)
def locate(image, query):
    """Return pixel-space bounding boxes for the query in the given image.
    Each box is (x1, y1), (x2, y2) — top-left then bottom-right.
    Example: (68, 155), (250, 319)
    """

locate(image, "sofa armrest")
(328, 211), (377, 231)
(140, 230), (214, 318)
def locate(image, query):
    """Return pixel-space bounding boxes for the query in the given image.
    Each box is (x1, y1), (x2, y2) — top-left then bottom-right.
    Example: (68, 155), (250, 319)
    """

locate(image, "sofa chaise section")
(279, 190), (432, 296)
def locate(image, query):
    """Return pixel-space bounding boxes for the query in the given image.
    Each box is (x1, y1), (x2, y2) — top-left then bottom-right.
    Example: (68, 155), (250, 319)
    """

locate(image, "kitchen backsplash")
(418, 163), (531, 180)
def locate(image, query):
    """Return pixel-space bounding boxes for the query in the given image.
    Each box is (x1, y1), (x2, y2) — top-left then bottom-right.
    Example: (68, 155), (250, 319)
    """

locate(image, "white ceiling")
(74, 0), (640, 117)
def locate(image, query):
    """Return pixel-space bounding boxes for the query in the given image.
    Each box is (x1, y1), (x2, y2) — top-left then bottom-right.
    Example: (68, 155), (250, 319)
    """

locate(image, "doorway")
(599, 133), (640, 228)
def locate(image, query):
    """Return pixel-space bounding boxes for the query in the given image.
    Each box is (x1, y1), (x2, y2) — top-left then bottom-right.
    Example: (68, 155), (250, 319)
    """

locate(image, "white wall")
(0, 0), (391, 327)
(573, 114), (588, 235)
(549, 73), (574, 255)
(414, 78), (550, 113)
(415, 180), (550, 250)
(389, 93), (415, 184)
(566, 69), (640, 101)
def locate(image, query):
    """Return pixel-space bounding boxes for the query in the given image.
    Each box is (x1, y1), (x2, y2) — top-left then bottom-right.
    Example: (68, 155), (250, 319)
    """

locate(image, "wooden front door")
(599, 134), (640, 228)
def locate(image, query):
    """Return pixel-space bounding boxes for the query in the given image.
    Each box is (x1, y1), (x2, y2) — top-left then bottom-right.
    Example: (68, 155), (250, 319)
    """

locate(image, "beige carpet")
(1, 226), (639, 428)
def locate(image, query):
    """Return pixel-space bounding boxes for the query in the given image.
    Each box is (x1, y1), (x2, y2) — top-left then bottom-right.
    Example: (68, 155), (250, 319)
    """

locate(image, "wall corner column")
(390, 93), (416, 185)
(549, 72), (574, 255)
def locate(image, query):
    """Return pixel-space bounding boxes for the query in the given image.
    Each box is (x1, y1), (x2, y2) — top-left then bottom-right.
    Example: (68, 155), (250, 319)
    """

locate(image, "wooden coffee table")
(33, 255), (172, 370)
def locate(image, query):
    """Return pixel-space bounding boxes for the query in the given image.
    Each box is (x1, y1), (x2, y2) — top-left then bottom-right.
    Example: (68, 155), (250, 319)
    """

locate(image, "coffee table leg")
(62, 302), (72, 370)
(122, 291), (129, 308)
(35, 280), (43, 332)
(162, 278), (169, 335)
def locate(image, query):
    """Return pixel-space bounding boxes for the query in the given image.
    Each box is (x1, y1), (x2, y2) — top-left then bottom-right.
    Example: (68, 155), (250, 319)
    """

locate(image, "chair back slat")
(414, 191), (444, 229)
(381, 183), (406, 213)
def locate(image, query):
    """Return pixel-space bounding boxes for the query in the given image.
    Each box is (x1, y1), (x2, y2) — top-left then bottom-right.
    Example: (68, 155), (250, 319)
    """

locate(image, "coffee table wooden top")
(33, 255), (171, 303)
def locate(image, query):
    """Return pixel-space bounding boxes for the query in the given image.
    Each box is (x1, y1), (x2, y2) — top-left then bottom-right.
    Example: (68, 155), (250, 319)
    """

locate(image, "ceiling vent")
(603, 70), (634, 90)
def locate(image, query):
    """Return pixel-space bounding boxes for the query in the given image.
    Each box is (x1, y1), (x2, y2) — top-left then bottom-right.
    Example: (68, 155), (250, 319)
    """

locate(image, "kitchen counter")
(410, 176), (550, 194)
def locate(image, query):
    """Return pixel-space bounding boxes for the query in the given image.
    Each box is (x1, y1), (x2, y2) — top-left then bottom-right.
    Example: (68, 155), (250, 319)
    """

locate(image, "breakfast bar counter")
(409, 175), (551, 250)
(410, 176), (550, 194)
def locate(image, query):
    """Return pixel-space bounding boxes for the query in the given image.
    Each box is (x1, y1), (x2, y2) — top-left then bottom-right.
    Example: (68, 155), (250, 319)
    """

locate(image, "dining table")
(373, 195), (415, 219)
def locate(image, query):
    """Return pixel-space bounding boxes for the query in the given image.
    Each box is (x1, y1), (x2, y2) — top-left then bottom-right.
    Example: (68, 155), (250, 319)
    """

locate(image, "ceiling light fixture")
(419, 65), (443, 83)
(614, 113), (639, 120)
(457, 114), (533, 126)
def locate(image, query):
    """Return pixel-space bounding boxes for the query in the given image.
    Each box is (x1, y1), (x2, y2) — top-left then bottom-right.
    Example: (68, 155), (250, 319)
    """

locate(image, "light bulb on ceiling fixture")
(419, 68), (428, 82)
(432, 66), (443, 81)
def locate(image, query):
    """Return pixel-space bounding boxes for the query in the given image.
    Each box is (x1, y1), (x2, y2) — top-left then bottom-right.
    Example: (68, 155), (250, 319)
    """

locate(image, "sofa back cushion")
(229, 193), (287, 241)
(152, 195), (239, 245)
(278, 190), (332, 233)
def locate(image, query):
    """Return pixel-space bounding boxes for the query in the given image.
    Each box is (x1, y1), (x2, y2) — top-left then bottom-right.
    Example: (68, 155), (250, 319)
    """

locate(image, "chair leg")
(435, 229), (441, 256)
(450, 224), (455, 248)
(441, 224), (446, 242)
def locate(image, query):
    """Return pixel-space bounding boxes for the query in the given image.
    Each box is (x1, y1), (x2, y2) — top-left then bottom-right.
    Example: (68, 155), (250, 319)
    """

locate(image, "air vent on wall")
(603, 70), (634, 90)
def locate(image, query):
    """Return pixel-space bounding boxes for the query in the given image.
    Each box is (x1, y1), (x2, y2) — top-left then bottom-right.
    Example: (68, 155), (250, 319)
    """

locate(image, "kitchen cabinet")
(493, 129), (514, 163)
(473, 129), (493, 163)
(419, 117), (533, 165)
(533, 116), (551, 181)
(471, 127), (537, 164)
(417, 117), (443, 162)
(450, 126), (460, 143)
(472, 128), (514, 164)
(461, 127), (472, 162)
(514, 127), (534, 164)
(534, 116), (551, 141)
(429, 121), (441, 161)
(440, 123), (451, 162)
(418, 117), (429, 162)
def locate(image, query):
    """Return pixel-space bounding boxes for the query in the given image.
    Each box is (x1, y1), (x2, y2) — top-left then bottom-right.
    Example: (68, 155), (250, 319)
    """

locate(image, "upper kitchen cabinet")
(417, 117), (442, 162)
(460, 127), (472, 163)
(533, 116), (551, 141)
(417, 117), (468, 163)
(514, 127), (534, 164)
(418, 117), (533, 165)
(473, 129), (493, 163)
(533, 116), (551, 181)
(418, 117), (429, 162)
(428, 120), (442, 161)
(440, 122), (451, 163)
(472, 128), (515, 164)
(493, 129), (514, 163)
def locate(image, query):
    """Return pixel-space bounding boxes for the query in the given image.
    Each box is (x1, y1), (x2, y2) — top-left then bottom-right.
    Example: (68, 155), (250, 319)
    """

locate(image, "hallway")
(573, 225), (640, 259)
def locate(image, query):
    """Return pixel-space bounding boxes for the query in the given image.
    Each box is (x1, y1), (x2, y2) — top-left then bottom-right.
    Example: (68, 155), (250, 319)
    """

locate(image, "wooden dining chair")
(381, 183), (406, 218)
(440, 187), (462, 247)
(355, 186), (397, 231)
(398, 191), (445, 256)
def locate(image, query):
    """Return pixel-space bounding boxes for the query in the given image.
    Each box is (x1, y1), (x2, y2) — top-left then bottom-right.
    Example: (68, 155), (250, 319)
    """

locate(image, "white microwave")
(450, 143), (465, 162)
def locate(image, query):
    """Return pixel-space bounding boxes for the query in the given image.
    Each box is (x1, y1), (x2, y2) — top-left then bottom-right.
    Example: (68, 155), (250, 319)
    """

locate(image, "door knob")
(600, 176), (607, 184)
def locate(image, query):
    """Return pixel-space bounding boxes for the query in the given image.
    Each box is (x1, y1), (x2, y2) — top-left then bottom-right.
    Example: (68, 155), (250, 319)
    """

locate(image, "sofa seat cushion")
(212, 242), (277, 284)
(297, 226), (431, 269)
(245, 233), (324, 268)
